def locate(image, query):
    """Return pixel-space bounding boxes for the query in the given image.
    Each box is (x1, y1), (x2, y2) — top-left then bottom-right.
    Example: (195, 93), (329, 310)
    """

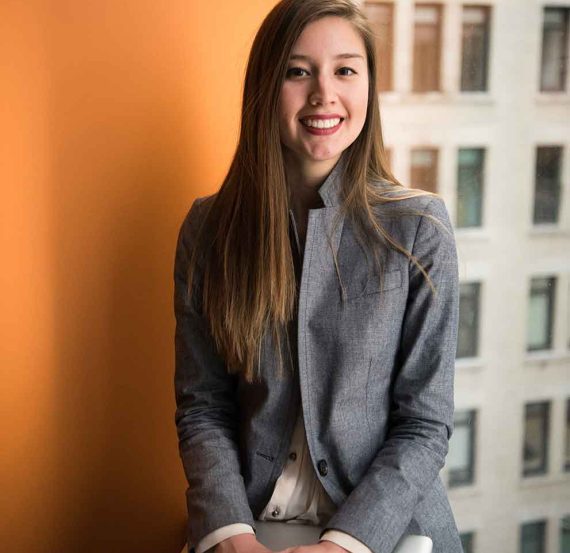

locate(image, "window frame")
(412, 2), (444, 92)
(522, 401), (551, 478)
(527, 276), (557, 352)
(520, 519), (547, 553)
(456, 147), (486, 228)
(410, 146), (439, 192)
(533, 145), (563, 226)
(460, 4), (492, 92)
(539, 7), (570, 93)
(457, 281), (481, 359)
(448, 409), (477, 487)
(363, 1), (395, 92)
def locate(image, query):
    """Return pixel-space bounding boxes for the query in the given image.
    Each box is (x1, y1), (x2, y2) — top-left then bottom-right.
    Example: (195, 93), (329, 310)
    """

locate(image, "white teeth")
(301, 117), (342, 129)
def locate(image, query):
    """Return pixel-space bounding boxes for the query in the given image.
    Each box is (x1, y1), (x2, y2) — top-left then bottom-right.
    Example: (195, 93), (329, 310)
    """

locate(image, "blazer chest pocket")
(344, 267), (403, 300)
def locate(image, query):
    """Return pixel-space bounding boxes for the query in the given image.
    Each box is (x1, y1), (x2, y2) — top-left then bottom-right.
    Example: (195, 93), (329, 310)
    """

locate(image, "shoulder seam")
(411, 197), (438, 256)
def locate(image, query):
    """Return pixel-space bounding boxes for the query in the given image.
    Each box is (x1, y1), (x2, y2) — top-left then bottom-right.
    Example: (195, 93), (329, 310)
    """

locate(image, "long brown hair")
(187, 0), (441, 383)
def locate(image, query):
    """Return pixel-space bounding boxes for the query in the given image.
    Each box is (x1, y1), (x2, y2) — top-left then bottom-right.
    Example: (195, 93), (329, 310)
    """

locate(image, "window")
(364, 2), (394, 92)
(540, 8), (569, 92)
(413, 4), (443, 92)
(527, 276), (556, 351)
(561, 515), (570, 553)
(566, 400), (570, 471)
(533, 146), (563, 224)
(410, 148), (438, 192)
(460, 532), (475, 553)
(447, 410), (476, 486)
(461, 6), (491, 91)
(457, 148), (485, 227)
(520, 520), (546, 553)
(523, 402), (550, 477)
(457, 282), (481, 358)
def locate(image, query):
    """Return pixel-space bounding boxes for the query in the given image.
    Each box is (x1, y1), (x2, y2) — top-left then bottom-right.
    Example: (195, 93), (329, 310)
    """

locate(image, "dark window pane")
(527, 277), (556, 351)
(364, 2), (394, 92)
(457, 148), (485, 227)
(413, 4), (442, 92)
(460, 532), (474, 553)
(411, 148), (438, 192)
(448, 410), (476, 486)
(566, 401), (570, 472)
(520, 520), (546, 553)
(457, 282), (481, 358)
(534, 146), (562, 224)
(523, 402), (550, 477)
(561, 515), (570, 553)
(540, 8), (569, 92)
(461, 6), (491, 91)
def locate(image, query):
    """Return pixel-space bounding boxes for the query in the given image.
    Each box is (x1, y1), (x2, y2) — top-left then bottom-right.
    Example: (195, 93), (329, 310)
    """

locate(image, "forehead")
(291, 16), (366, 59)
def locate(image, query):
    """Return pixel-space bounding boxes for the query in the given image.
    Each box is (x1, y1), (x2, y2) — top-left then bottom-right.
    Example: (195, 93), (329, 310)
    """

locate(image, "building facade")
(358, 1), (570, 552)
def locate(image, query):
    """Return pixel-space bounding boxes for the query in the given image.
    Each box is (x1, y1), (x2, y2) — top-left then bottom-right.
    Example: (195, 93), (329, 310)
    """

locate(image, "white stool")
(181, 521), (433, 553)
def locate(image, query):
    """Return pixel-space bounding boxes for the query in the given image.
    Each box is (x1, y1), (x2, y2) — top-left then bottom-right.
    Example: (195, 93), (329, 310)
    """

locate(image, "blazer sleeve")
(196, 524), (255, 553)
(174, 198), (256, 548)
(320, 197), (459, 553)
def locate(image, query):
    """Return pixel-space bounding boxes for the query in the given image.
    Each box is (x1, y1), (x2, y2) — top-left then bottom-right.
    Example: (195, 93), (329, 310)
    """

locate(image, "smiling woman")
(174, 1), (462, 553)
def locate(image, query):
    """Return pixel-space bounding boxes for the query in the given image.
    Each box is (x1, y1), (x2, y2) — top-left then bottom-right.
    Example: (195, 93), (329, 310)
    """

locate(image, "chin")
(309, 149), (345, 162)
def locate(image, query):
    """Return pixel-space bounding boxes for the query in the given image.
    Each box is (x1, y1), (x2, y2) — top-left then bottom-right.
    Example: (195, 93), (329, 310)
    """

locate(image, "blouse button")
(271, 506), (281, 518)
(289, 452), (297, 461)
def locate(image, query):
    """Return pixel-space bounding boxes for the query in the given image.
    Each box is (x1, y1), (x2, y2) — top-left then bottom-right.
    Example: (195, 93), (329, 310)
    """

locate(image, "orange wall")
(0, 2), (276, 551)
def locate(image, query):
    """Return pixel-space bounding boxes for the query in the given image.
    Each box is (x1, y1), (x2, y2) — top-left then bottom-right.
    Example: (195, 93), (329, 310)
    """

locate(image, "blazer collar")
(317, 153), (347, 208)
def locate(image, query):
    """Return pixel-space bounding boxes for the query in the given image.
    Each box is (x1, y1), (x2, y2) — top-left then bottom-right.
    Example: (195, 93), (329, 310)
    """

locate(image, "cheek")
(345, 84), (369, 123)
(356, 85), (369, 119)
(278, 87), (298, 121)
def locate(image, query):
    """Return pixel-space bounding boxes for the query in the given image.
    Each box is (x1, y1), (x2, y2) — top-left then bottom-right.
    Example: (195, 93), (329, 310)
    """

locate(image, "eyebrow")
(289, 53), (365, 61)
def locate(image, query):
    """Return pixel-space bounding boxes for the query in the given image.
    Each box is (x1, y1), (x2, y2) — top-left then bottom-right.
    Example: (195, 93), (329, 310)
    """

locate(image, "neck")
(283, 150), (340, 214)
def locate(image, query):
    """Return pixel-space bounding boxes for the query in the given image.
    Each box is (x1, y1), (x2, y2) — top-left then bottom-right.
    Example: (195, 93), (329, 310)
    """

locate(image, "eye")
(337, 67), (357, 76)
(286, 67), (310, 78)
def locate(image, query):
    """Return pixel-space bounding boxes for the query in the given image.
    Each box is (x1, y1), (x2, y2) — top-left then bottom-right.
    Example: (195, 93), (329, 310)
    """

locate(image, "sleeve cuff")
(195, 524), (255, 553)
(320, 530), (373, 553)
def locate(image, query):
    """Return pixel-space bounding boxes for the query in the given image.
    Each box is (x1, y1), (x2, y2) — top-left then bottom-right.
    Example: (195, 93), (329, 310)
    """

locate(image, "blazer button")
(317, 459), (328, 476)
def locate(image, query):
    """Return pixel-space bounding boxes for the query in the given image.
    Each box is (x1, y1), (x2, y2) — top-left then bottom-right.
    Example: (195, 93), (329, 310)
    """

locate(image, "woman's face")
(278, 16), (369, 172)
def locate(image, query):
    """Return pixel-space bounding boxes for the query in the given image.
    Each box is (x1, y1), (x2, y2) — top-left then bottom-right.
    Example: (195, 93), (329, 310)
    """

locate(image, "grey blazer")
(174, 161), (463, 553)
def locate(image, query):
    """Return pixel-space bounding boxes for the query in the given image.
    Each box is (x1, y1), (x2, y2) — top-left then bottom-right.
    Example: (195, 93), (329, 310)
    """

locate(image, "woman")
(174, 1), (462, 553)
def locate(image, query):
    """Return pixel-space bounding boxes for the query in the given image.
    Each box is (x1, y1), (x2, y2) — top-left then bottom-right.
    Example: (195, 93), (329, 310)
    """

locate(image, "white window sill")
(455, 228), (489, 240)
(535, 92), (570, 105)
(446, 483), (481, 499)
(519, 472), (570, 490)
(455, 357), (485, 372)
(524, 350), (570, 365)
(379, 91), (494, 105)
(451, 91), (494, 104)
(528, 225), (570, 237)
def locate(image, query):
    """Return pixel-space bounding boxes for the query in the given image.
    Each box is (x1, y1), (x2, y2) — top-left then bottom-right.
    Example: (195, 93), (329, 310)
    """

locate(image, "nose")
(308, 73), (337, 106)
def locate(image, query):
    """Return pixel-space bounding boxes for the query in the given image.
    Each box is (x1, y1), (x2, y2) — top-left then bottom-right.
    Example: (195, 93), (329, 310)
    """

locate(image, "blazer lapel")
(315, 153), (348, 260)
